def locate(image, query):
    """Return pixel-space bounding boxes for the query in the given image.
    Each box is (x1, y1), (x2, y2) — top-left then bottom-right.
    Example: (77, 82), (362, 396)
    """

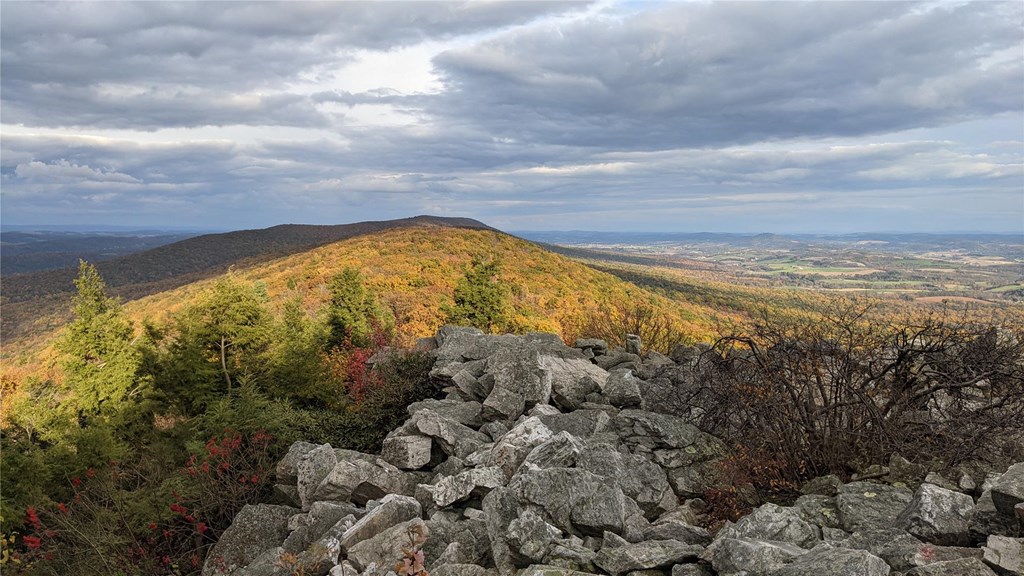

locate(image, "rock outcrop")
(205, 328), (1024, 576)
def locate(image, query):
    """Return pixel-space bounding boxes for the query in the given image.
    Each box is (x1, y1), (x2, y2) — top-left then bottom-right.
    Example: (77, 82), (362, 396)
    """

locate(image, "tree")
(156, 275), (272, 413)
(326, 268), (390, 349)
(443, 257), (508, 333)
(55, 261), (146, 421)
(265, 296), (330, 402)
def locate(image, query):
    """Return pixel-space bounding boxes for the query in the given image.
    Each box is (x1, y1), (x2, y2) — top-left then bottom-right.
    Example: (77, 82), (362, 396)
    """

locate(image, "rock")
(836, 481), (913, 532)
(774, 544), (890, 576)
(800, 475), (842, 497)
(233, 547), (290, 576)
(314, 458), (412, 505)
(971, 489), (1022, 539)
(982, 535), (1023, 575)
(283, 501), (356, 553)
(496, 467), (634, 537)
(518, 565), (602, 576)
(596, 350), (641, 372)
(522, 432), (586, 471)
(625, 335), (642, 355)
(202, 504), (298, 576)
(487, 417), (554, 479)
(707, 537), (806, 575)
(276, 441), (318, 484)
(406, 399), (484, 428)
(413, 410), (491, 459)
(340, 494), (421, 552)
(897, 483), (975, 546)
(642, 520), (711, 546)
(577, 443), (676, 518)
(432, 564), (492, 576)
(666, 461), (724, 499)
(604, 369), (643, 408)
(792, 494), (841, 530)
(545, 536), (598, 571)
(889, 454), (928, 486)
(924, 472), (959, 492)
(904, 557), (999, 575)
(274, 484), (302, 508)
(612, 410), (726, 455)
(961, 472), (978, 493)
(670, 565), (713, 576)
(538, 410), (611, 439)
(298, 445), (339, 510)
(593, 540), (703, 576)
(837, 529), (923, 571)
(575, 339), (608, 354)
(507, 508), (565, 563)
(381, 436), (433, 470)
(991, 463), (1024, 517)
(346, 518), (429, 571)
(543, 356), (609, 411)
(431, 467), (505, 507)
(714, 503), (820, 549)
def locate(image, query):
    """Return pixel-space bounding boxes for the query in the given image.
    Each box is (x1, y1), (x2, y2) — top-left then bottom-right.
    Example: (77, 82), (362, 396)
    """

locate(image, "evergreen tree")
(443, 257), (508, 333)
(56, 261), (146, 421)
(265, 296), (330, 402)
(326, 267), (390, 349)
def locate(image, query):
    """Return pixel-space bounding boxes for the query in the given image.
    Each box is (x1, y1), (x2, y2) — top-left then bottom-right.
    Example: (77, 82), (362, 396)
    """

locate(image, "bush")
(672, 301), (1024, 482)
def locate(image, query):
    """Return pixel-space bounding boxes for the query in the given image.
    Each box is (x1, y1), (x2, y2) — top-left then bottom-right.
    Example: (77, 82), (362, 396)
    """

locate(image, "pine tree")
(443, 257), (508, 333)
(326, 267), (390, 349)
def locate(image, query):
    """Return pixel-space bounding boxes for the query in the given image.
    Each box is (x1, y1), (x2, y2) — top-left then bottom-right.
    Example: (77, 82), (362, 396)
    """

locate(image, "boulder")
(604, 369), (643, 408)
(642, 519), (711, 546)
(507, 508), (565, 563)
(313, 458), (412, 505)
(837, 529), (923, 571)
(971, 489), (1022, 539)
(283, 501), (356, 553)
(522, 432), (586, 471)
(340, 494), (421, 552)
(346, 518), (429, 571)
(518, 565), (602, 576)
(792, 494), (841, 530)
(774, 544), (890, 576)
(538, 410), (611, 439)
(577, 443), (676, 518)
(432, 564), (493, 576)
(670, 565), (713, 576)
(596, 350), (641, 372)
(904, 557), (999, 575)
(543, 356), (609, 411)
(406, 399), (484, 428)
(486, 417), (554, 479)
(593, 540), (703, 576)
(276, 441), (318, 485)
(431, 467), (506, 507)
(897, 483), (975, 546)
(625, 335), (642, 356)
(707, 537), (806, 576)
(381, 436), (433, 470)
(991, 463), (1024, 517)
(982, 535), (1023, 575)
(297, 445), (339, 510)
(202, 504), (298, 576)
(713, 503), (820, 549)
(412, 410), (491, 459)
(800, 475), (842, 497)
(836, 481), (913, 532)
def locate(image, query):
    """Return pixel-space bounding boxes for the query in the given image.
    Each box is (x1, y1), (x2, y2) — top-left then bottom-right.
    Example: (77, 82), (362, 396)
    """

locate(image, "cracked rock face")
(206, 328), (1024, 576)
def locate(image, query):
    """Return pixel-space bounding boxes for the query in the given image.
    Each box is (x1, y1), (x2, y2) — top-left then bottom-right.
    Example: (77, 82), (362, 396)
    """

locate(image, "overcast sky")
(2, 1), (1022, 233)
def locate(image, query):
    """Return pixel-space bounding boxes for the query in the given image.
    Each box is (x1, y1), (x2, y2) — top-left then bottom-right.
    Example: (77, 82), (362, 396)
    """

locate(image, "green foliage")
(155, 275), (272, 413)
(264, 297), (330, 403)
(55, 261), (148, 421)
(326, 267), (392, 349)
(443, 257), (509, 333)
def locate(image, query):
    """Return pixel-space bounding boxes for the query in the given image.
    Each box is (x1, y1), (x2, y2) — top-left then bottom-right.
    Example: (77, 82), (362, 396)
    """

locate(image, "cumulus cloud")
(0, 1), (1021, 232)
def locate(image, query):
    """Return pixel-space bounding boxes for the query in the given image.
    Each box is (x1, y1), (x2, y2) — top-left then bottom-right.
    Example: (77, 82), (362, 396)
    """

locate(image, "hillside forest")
(1, 226), (1022, 575)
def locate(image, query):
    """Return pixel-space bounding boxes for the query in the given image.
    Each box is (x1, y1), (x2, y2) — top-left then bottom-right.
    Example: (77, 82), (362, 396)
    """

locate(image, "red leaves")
(25, 506), (41, 530)
(23, 535), (42, 549)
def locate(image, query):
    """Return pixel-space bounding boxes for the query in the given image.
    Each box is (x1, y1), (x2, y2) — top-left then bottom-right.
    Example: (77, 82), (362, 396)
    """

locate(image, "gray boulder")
(792, 494), (841, 530)
(297, 445), (339, 510)
(276, 441), (318, 485)
(593, 539), (703, 576)
(202, 504), (297, 576)
(518, 565), (603, 576)
(596, 350), (641, 371)
(346, 518), (429, 571)
(604, 369), (643, 408)
(340, 494), (421, 552)
(905, 557), (999, 575)
(543, 355), (609, 411)
(314, 457), (412, 505)
(522, 431), (586, 471)
(897, 483), (975, 546)
(836, 481), (913, 532)
(538, 410), (611, 439)
(577, 443), (676, 518)
(381, 436), (433, 470)
(507, 508), (565, 563)
(982, 535), (1023, 575)
(407, 399), (484, 428)
(774, 544), (890, 576)
(283, 501), (356, 553)
(430, 466), (505, 507)
(837, 529), (923, 571)
(707, 537), (806, 576)
(971, 489), (1022, 539)
(412, 409), (491, 459)
(991, 463), (1024, 517)
(642, 519), (711, 546)
(714, 503), (820, 549)
(486, 416), (554, 479)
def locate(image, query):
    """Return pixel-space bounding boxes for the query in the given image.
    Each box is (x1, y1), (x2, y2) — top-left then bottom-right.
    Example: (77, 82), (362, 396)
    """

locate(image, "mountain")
(1, 216), (494, 344)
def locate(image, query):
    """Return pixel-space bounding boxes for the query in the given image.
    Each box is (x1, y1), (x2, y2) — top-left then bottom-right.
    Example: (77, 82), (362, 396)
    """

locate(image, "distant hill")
(1, 216), (494, 344)
(0, 230), (201, 274)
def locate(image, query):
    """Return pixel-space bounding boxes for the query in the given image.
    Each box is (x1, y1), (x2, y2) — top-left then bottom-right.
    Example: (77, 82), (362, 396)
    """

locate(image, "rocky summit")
(204, 328), (1024, 576)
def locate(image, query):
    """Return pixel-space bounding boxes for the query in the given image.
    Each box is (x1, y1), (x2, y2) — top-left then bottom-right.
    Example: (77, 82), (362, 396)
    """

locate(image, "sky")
(1, 1), (1022, 233)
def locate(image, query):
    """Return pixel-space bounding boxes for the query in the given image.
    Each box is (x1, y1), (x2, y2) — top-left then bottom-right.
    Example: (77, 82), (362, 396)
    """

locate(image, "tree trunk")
(220, 335), (232, 393)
